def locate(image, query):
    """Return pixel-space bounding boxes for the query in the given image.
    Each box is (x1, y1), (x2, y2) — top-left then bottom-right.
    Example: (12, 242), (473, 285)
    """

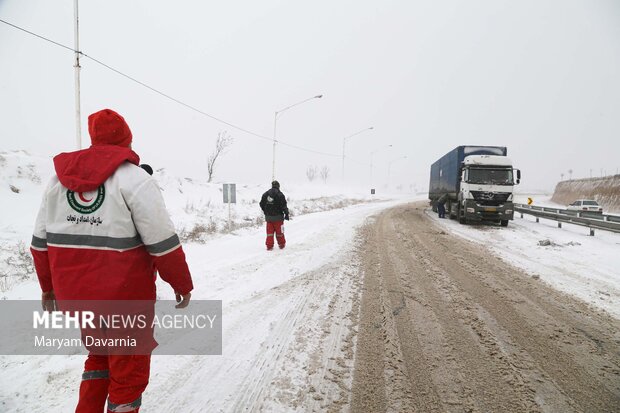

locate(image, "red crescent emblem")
(78, 192), (93, 203)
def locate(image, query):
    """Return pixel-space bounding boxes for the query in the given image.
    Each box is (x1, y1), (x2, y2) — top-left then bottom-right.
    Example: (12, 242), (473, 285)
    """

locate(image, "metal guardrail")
(514, 204), (620, 234)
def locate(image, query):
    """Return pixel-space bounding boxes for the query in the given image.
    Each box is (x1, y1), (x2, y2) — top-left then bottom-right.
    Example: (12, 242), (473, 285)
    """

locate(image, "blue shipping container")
(429, 146), (507, 199)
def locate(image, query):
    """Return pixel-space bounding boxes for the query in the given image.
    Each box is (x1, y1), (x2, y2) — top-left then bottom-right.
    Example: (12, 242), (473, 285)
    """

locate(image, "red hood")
(53, 145), (140, 192)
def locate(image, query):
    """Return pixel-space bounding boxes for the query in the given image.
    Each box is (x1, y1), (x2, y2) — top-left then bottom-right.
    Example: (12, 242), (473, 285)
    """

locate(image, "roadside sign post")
(223, 183), (237, 231)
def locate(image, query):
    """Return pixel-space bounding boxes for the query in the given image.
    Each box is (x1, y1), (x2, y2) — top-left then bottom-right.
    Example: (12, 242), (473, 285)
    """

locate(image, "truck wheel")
(457, 205), (466, 224)
(500, 220), (509, 227)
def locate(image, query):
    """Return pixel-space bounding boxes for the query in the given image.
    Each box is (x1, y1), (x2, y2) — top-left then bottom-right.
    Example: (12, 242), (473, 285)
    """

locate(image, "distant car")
(567, 199), (603, 213)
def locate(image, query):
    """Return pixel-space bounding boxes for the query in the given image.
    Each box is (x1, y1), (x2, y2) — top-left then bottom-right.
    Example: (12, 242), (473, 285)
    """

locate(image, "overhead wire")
(80, 53), (274, 143)
(0, 18), (75, 52)
(0, 17), (372, 165)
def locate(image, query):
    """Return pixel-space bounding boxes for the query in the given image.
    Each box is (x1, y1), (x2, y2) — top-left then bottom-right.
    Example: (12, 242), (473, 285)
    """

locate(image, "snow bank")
(0, 150), (402, 295)
(0, 151), (51, 293)
(155, 168), (380, 242)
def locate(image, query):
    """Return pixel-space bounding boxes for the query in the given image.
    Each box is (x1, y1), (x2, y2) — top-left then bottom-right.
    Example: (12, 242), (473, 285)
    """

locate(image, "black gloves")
(284, 213), (290, 221)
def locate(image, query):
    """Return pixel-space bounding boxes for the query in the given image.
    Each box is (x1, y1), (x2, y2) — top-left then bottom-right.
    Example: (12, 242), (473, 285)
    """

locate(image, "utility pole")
(272, 112), (277, 181)
(73, 0), (82, 149)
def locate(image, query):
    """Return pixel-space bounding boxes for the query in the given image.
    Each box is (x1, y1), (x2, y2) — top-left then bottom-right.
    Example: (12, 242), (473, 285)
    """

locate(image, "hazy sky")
(1, 0), (619, 191)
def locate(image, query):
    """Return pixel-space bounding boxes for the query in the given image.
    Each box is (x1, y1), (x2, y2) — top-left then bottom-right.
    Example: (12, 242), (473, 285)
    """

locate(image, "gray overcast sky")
(1, 0), (619, 191)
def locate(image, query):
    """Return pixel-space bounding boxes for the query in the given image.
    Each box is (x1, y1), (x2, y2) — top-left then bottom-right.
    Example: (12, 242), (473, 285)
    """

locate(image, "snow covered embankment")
(0, 150), (388, 297)
(551, 175), (620, 213)
(0, 151), (47, 294)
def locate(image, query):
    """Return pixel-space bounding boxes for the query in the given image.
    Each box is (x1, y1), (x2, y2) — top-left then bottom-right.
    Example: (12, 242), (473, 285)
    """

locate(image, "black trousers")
(437, 203), (446, 218)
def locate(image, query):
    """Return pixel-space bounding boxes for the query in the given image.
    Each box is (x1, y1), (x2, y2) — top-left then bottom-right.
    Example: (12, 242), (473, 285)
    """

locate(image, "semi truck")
(428, 146), (521, 226)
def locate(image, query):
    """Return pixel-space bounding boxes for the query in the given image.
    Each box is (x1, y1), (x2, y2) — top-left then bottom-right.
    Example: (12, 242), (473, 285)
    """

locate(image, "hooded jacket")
(30, 145), (193, 300)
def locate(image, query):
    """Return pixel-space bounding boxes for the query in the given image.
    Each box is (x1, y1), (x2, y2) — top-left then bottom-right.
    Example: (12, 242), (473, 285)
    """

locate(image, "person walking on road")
(30, 108), (193, 413)
(259, 180), (289, 250)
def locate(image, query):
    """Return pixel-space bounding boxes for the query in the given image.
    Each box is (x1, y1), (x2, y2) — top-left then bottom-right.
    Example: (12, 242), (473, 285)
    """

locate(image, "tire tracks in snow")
(351, 203), (620, 413)
(146, 243), (365, 412)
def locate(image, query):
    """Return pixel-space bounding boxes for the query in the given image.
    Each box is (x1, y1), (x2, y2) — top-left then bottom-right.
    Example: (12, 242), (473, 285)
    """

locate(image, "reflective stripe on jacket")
(30, 146), (193, 300)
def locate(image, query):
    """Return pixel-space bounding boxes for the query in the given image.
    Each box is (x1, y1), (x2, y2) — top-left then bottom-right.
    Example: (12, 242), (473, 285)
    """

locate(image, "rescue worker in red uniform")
(259, 180), (289, 250)
(30, 109), (193, 413)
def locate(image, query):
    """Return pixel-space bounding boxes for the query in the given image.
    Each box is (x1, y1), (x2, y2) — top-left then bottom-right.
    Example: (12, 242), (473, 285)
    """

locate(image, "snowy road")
(2, 197), (620, 412)
(429, 204), (620, 318)
(352, 204), (620, 412)
(146, 200), (387, 412)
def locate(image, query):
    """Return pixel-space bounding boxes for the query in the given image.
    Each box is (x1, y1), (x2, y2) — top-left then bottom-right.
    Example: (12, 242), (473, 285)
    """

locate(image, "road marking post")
(223, 183), (237, 231)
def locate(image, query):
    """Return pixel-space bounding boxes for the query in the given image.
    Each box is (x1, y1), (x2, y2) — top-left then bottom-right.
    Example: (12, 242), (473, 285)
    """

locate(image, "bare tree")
(320, 166), (330, 183)
(306, 165), (317, 182)
(207, 131), (233, 183)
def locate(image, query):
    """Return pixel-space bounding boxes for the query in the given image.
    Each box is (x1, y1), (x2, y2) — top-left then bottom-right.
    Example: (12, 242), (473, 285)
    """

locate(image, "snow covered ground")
(0, 198), (416, 412)
(1, 150), (419, 412)
(513, 193), (557, 207)
(427, 206), (620, 319)
(3, 149), (619, 411)
(0, 150), (403, 297)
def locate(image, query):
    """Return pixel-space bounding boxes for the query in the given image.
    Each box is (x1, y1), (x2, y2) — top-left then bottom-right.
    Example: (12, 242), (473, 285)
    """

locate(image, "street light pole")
(272, 112), (278, 181)
(370, 144), (392, 187)
(387, 156), (407, 188)
(342, 126), (373, 181)
(272, 94), (323, 180)
(73, 0), (82, 149)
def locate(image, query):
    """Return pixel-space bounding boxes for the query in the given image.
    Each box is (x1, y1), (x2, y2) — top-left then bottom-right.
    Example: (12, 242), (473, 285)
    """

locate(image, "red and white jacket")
(30, 145), (193, 300)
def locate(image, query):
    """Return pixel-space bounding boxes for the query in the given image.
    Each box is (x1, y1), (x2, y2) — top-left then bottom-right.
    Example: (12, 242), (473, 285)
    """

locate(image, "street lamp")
(342, 126), (374, 181)
(370, 144), (392, 186)
(272, 94), (323, 180)
(387, 156), (407, 187)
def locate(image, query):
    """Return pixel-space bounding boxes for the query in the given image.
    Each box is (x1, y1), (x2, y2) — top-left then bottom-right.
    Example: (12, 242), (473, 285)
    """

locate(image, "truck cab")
(458, 155), (520, 226)
(429, 145), (521, 227)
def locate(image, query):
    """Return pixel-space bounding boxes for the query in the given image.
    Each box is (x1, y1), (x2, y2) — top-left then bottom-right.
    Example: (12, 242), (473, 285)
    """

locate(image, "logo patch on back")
(67, 185), (105, 214)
